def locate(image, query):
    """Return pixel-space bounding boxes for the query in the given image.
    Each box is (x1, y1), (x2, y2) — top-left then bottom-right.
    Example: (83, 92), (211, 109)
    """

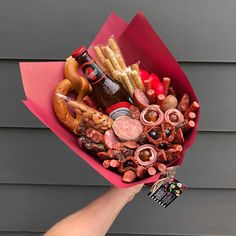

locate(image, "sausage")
(86, 128), (104, 143)
(111, 142), (124, 150)
(112, 141), (139, 150)
(123, 141), (140, 149)
(183, 120), (195, 133)
(129, 105), (140, 119)
(112, 116), (143, 141)
(84, 142), (106, 152)
(184, 101), (200, 117)
(178, 93), (190, 113)
(186, 112), (196, 120)
(147, 166), (157, 176)
(156, 94), (165, 108)
(172, 144), (183, 153)
(97, 151), (110, 160)
(153, 162), (167, 172)
(106, 149), (124, 161)
(136, 166), (147, 178)
(133, 88), (150, 110)
(110, 159), (120, 168)
(104, 129), (119, 149)
(157, 149), (168, 162)
(103, 160), (111, 169)
(162, 77), (171, 96)
(174, 128), (185, 145)
(146, 89), (156, 104)
(122, 170), (137, 183)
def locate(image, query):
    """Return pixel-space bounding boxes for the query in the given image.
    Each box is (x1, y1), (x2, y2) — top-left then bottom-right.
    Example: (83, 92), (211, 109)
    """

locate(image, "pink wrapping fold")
(19, 12), (200, 188)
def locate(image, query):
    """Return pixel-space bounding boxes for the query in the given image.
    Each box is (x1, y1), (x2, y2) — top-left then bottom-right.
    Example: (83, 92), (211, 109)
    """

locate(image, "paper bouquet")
(20, 12), (200, 188)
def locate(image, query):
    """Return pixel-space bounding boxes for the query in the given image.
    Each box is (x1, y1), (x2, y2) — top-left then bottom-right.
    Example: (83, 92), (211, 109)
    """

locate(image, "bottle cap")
(72, 46), (87, 58)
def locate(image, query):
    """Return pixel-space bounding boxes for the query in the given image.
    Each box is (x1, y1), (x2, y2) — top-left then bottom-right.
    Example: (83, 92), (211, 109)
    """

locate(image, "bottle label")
(81, 60), (105, 85)
(105, 102), (131, 120)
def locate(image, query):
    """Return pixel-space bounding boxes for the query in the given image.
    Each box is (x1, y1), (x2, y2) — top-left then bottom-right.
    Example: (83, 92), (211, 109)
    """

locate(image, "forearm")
(45, 186), (141, 236)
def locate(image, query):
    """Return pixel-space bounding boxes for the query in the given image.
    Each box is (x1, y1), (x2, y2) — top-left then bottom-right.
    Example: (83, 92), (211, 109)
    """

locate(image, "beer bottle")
(72, 46), (132, 120)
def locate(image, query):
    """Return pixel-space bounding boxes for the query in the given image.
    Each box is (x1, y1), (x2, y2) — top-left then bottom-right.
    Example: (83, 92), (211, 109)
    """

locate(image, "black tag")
(148, 178), (187, 208)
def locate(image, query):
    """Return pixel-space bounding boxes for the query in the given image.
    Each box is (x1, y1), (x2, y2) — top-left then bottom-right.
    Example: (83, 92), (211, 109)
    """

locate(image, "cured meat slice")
(112, 116), (143, 141)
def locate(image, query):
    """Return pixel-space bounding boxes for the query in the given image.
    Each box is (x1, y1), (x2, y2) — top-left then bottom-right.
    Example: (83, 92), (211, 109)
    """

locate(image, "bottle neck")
(75, 51), (106, 85)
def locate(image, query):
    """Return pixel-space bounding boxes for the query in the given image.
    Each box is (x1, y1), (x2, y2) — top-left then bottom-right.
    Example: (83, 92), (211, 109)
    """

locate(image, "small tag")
(148, 178), (187, 208)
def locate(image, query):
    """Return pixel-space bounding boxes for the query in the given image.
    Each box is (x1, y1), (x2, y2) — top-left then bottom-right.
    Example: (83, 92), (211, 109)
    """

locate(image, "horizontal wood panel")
(0, 233), (209, 236)
(0, 0), (236, 62)
(0, 128), (236, 189)
(0, 185), (235, 235)
(0, 233), (42, 236)
(1, 60), (236, 131)
(0, 233), (220, 236)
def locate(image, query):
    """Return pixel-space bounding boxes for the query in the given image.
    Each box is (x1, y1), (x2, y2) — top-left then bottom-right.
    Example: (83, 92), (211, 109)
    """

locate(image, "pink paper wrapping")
(19, 12), (200, 188)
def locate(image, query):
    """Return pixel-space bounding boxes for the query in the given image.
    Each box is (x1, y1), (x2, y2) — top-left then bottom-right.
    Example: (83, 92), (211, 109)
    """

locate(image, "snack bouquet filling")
(53, 35), (199, 183)
(20, 13), (200, 188)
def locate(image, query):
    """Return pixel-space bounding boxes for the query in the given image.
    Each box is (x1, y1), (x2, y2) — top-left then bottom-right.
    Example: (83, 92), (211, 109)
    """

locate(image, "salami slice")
(112, 116), (143, 141)
(104, 129), (119, 149)
(133, 88), (149, 110)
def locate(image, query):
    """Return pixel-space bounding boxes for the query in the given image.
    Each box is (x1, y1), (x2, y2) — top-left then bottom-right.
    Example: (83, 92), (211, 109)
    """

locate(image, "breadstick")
(104, 46), (121, 71)
(115, 53), (127, 70)
(108, 37), (120, 55)
(108, 37), (126, 69)
(101, 46), (108, 58)
(94, 46), (106, 66)
(131, 63), (140, 74)
(127, 69), (137, 90)
(116, 71), (126, 88)
(104, 59), (117, 80)
(121, 72), (134, 96)
(131, 70), (145, 91)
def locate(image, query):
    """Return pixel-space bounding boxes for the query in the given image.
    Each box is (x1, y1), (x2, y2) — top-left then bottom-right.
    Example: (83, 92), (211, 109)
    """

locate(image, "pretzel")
(53, 79), (81, 133)
(52, 57), (92, 134)
(64, 57), (92, 102)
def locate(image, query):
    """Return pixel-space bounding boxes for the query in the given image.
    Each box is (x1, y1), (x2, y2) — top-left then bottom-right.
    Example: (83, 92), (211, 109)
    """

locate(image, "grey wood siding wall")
(0, 0), (235, 235)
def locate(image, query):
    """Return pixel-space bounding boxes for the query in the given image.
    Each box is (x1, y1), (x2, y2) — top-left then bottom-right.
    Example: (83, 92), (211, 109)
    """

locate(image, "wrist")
(109, 184), (144, 203)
